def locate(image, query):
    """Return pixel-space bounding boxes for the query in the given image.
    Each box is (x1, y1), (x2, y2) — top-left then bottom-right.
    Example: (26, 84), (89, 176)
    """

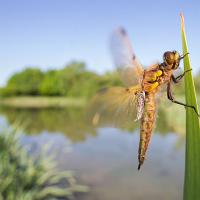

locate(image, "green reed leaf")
(181, 13), (200, 200)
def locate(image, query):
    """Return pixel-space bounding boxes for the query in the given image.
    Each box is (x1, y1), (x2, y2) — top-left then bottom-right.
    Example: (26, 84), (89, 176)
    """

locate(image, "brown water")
(0, 106), (185, 200)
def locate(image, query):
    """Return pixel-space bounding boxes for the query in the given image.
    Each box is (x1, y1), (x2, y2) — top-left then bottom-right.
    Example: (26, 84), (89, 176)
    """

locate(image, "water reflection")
(0, 107), (97, 143)
(0, 105), (186, 200)
(0, 102), (186, 142)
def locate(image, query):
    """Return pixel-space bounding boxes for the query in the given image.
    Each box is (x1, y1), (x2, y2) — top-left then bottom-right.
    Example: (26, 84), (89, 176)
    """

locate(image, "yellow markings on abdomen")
(138, 93), (156, 170)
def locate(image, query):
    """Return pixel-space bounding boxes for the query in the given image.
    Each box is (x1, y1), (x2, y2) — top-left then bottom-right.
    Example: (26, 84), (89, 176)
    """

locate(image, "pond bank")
(0, 96), (86, 108)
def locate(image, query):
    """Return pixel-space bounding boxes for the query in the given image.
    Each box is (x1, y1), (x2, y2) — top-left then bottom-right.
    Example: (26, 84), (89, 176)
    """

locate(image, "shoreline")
(0, 96), (86, 108)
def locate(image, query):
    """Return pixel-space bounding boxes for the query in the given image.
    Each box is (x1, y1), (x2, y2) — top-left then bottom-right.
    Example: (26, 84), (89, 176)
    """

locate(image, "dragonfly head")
(163, 51), (189, 70)
(163, 51), (181, 69)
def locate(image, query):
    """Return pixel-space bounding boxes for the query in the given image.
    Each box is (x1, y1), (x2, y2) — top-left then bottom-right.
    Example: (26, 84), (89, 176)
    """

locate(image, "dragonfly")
(89, 27), (199, 170)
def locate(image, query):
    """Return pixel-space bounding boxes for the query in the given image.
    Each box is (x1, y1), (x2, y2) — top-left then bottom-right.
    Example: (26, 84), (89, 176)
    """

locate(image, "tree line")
(0, 62), (121, 98)
(1, 61), (200, 98)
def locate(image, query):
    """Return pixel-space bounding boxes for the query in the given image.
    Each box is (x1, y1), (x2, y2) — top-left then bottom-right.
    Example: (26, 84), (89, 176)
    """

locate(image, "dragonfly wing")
(110, 27), (144, 86)
(87, 85), (142, 128)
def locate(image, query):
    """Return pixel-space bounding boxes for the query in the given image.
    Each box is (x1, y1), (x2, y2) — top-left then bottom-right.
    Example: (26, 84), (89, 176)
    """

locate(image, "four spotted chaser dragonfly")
(90, 28), (199, 170)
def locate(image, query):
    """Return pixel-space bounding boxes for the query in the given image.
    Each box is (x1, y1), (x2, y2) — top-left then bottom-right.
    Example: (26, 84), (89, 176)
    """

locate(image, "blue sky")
(0, 0), (200, 86)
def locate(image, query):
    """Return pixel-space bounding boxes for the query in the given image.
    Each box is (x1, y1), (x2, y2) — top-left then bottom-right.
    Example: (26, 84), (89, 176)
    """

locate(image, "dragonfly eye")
(174, 51), (180, 61)
(163, 51), (175, 65)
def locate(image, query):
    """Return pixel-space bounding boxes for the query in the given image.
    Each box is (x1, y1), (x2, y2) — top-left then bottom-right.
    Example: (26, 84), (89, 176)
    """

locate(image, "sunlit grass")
(181, 13), (200, 200)
(0, 96), (86, 108)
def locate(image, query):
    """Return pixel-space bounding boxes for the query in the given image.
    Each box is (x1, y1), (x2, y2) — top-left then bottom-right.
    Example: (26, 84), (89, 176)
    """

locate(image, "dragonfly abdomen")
(138, 93), (156, 170)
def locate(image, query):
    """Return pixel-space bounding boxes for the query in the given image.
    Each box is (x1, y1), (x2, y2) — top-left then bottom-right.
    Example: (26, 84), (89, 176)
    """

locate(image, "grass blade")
(181, 13), (200, 200)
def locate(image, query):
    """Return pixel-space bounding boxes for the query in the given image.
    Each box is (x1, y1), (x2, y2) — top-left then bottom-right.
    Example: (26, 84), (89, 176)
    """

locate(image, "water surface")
(0, 107), (185, 200)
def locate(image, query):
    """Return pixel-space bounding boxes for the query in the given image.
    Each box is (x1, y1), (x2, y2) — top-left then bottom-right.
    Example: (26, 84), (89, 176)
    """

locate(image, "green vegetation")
(0, 126), (88, 200)
(0, 62), (121, 98)
(1, 68), (44, 96)
(1, 56), (200, 110)
(1, 62), (200, 99)
(181, 14), (200, 200)
(0, 107), (96, 143)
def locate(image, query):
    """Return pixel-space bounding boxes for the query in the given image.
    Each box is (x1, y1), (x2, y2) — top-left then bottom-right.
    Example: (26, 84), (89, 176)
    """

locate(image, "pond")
(0, 105), (185, 200)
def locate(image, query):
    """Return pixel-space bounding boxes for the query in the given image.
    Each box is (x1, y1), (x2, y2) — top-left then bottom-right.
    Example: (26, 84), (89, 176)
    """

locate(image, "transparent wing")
(110, 27), (144, 86)
(87, 85), (141, 129)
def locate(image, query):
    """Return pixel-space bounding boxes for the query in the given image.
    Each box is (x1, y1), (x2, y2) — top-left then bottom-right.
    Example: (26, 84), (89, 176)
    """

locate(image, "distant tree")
(39, 62), (89, 96)
(39, 70), (63, 96)
(0, 62), (124, 98)
(1, 68), (44, 96)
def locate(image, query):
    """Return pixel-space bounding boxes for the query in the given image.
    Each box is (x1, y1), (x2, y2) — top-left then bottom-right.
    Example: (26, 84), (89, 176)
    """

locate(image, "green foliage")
(39, 70), (62, 96)
(1, 59), (200, 99)
(181, 14), (200, 200)
(0, 62), (121, 98)
(1, 68), (44, 96)
(0, 127), (88, 200)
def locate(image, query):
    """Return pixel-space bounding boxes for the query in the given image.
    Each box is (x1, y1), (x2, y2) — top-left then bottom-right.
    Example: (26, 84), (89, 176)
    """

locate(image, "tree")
(1, 68), (44, 96)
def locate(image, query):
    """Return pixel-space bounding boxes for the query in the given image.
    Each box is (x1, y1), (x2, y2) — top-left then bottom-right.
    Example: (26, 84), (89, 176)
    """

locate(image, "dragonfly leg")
(167, 82), (200, 117)
(172, 69), (192, 83)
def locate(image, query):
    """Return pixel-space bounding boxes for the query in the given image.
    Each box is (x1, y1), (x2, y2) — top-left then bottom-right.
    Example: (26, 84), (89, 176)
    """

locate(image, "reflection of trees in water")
(0, 107), (97, 143)
(0, 103), (185, 143)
